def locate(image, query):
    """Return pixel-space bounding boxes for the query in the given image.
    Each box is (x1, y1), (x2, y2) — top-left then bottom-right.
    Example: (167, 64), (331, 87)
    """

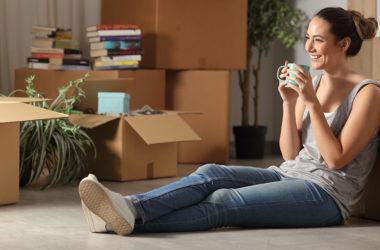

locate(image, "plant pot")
(233, 125), (267, 159)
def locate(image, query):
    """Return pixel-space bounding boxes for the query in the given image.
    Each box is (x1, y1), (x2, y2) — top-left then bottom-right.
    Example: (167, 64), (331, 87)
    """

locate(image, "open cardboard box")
(0, 97), (67, 205)
(69, 112), (201, 181)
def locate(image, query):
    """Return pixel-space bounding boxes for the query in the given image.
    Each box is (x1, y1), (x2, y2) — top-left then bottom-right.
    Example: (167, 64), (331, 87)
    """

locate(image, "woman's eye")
(315, 39), (323, 42)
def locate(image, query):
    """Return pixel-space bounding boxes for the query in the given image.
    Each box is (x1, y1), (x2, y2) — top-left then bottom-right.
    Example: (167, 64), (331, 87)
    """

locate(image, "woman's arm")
(308, 84), (380, 169)
(279, 97), (305, 160)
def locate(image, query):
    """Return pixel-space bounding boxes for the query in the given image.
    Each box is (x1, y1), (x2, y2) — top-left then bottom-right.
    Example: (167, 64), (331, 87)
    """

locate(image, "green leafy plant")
(1, 73), (95, 189)
(238, 0), (308, 126)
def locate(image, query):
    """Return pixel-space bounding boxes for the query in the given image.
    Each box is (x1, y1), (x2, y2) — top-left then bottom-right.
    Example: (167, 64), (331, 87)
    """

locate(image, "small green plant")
(2, 73), (95, 189)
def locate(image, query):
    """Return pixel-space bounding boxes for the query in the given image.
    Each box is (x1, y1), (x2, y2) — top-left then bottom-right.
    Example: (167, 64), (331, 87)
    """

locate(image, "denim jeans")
(130, 164), (343, 233)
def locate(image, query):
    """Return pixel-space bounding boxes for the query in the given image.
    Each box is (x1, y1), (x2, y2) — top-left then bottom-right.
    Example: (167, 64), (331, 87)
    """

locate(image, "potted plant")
(234, 0), (307, 159)
(1, 73), (95, 189)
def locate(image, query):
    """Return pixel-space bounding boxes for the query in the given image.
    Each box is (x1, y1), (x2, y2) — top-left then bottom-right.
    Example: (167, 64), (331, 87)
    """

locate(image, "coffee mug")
(277, 63), (310, 87)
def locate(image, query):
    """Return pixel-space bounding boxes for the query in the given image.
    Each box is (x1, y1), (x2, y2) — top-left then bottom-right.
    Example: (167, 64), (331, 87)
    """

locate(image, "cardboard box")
(74, 78), (165, 113)
(352, 142), (380, 221)
(69, 113), (200, 181)
(0, 97), (67, 205)
(14, 68), (166, 110)
(101, 0), (247, 70)
(166, 70), (230, 163)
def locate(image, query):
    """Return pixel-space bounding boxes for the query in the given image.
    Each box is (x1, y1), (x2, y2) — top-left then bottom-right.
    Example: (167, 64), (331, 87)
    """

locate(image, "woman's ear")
(339, 37), (351, 51)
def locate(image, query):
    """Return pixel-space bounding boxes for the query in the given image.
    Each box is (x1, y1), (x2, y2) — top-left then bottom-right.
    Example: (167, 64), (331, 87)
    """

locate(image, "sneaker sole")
(79, 180), (132, 235)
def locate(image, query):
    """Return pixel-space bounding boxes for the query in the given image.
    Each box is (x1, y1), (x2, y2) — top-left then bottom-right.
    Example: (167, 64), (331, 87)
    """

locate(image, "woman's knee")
(194, 163), (222, 176)
(204, 188), (240, 205)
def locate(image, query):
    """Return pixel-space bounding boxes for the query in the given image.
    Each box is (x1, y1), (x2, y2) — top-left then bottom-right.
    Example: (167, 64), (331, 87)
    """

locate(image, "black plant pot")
(233, 125), (267, 159)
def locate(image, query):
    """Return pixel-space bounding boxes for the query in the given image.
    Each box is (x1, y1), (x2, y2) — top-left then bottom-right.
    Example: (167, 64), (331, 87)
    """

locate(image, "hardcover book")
(88, 35), (141, 43)
(90, 48), (144, 58)
(87, 29), (141, 38)
(87, 24), (140, 32)
(90, 41), (141, 50)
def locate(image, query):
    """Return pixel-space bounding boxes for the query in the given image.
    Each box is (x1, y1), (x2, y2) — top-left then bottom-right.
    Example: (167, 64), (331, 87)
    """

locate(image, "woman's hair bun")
(349, 10), (378, 40)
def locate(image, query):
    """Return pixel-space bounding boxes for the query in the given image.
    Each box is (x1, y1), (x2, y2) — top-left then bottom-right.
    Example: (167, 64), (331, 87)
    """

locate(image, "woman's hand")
(284, 64), (317, 106)
(278, 60), (299, 106)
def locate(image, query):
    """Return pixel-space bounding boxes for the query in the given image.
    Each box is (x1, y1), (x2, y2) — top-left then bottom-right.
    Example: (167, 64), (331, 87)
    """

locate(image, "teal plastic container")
(97, 92), (130, 114)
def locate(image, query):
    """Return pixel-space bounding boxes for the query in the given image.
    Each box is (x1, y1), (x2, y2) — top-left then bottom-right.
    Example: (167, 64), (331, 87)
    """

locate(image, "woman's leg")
(130, 164), (282, 223)
(133, 177), (343, 233)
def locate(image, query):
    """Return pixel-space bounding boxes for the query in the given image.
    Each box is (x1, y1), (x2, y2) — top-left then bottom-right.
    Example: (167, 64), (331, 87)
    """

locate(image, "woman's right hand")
(278, 60), (299, 106)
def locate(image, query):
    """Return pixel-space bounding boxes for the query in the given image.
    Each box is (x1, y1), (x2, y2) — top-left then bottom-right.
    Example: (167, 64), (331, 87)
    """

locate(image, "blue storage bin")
(98, 92), (130, 114)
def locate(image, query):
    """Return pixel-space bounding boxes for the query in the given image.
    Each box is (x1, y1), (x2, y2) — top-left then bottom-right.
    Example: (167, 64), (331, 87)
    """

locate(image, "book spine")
(92, 29), (141, 37)
(94, 24), (140, 30)
(58, 65), (91, 70)
(32, 53), (64, 58)
(94, 65), (139, 70)
(27, 57), (49, 63)
(91, 41), (141, 50)
(108, 49), (144, 56)
(62, 59), (90, 65)
(94, 60), (139, 67)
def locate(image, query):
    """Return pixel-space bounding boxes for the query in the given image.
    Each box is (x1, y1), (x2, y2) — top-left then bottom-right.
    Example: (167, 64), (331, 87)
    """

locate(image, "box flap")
(125, 114), (201, 145)
(69, 114), (120, 129)
(0, 96), (51, 103)
(0, 103), (67, 123)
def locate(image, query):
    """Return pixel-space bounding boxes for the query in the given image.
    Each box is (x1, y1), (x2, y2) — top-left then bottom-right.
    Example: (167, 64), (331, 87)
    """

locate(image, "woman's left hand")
(285, 64), (317, 105)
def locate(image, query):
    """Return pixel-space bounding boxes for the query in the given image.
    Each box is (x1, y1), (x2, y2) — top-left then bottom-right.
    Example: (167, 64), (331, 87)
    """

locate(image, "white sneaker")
(79, 174), (135, 235)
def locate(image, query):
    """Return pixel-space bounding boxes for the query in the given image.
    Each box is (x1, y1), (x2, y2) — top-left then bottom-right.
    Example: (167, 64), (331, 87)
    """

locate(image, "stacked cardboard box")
(102, 0), (247, 163)
(0, 97), (67, 205)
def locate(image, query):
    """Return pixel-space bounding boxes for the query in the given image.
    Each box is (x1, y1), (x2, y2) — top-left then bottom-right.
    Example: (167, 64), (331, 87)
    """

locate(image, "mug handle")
(277, 65), (287, 82)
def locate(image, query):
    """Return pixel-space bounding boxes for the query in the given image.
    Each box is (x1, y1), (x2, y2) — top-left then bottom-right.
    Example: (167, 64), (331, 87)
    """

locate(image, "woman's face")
(305, 16), (345, 70)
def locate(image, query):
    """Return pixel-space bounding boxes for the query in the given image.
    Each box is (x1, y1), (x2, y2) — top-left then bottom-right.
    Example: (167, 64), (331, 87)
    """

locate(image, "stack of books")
(28, 26), (90, 70)
(87, 24), (143, 70)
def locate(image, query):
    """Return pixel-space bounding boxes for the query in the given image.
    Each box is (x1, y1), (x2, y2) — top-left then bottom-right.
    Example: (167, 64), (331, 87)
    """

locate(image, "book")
(93, 64), (138, 70)
(32, 37), (55, 48)
(87, 24), (140, 32)
(64, 48), (81, 55)
(58, 65), (91, 70)
(88, 35), (141, 43)
(55, 30), (73, 39)
(32, 53), (64, 59)
(90, 48), (144, 58)
(94, 60), (139, 67)
(95, 54), (142, 62)
(27, 57), (63, 65)
(62, 59), (90, 66)
(28, 62), (60, 70)
(90, 40), (141, 50)
(31, 47), (64, 54)
(31, 26), (57, 35)
(63, 54), (82, 59)
(87, 29), (141, 38)
(54, 39), (80, 49)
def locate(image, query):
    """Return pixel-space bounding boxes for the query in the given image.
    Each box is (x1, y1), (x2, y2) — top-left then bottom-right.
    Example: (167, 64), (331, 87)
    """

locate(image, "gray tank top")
(270, 75), (380, 220)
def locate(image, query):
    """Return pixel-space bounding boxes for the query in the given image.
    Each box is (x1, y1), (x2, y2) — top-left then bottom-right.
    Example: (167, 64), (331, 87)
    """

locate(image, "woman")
(79, 7), (380, 235)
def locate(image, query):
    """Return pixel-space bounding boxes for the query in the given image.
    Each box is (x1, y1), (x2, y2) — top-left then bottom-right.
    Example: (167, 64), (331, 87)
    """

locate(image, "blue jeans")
(130, 164), (343, 233)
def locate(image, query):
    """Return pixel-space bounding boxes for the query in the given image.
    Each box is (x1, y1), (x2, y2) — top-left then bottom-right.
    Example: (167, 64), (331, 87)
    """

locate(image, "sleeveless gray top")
(270, 75), (380, 220)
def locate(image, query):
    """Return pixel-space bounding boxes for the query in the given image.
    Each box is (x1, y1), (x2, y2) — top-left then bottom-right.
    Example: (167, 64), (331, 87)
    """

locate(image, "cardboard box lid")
(0, 102), (67, 123)
(0, 96), (50, 103)
(125, 114), (201, 145)
(69, 113), (201, 144)
(69, 114), (120, 129)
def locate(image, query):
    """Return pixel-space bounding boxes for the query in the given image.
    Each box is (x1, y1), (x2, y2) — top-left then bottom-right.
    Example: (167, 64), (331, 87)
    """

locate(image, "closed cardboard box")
(0, 97), (67, 205)
(70, 113), (200, 181)
(353, 143), (380, 221)
(14, 68), (166, 110)
(166, 70), (230, 163)
(101, 0), (247, 70)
